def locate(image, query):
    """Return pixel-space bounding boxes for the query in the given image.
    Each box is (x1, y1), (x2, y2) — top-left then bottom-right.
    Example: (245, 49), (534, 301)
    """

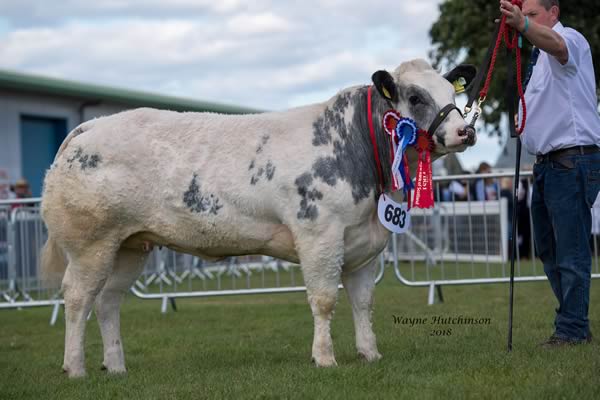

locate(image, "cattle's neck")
(310, 86), (417, 205)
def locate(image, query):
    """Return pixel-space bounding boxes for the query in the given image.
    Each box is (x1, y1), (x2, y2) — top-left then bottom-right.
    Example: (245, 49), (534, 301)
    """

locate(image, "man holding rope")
(500, 0), (600, 347)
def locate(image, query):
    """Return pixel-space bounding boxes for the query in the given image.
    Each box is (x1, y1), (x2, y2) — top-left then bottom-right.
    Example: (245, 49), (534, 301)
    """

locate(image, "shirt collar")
(552, 21), (565, 33)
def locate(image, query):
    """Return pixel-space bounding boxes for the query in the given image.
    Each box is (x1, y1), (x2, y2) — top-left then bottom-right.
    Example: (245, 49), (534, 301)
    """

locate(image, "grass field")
(1, 264), (600, 400)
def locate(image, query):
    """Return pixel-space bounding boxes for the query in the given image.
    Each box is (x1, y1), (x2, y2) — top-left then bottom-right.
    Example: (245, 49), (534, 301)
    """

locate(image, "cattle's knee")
(308, 291), (337, 317)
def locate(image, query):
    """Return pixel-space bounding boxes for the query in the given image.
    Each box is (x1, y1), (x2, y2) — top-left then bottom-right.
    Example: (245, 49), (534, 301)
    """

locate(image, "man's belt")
(536, 145), (600, 165)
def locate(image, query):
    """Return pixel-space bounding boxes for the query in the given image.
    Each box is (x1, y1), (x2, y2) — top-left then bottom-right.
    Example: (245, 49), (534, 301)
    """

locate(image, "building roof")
(0, 68), (262, 114)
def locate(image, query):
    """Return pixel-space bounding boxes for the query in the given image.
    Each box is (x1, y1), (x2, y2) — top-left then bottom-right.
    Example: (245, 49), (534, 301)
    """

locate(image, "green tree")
(429, 0), (600, 136)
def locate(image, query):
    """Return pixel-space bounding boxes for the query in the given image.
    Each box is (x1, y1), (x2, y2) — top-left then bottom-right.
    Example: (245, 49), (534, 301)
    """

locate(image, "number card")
(377, 194), (410, 234)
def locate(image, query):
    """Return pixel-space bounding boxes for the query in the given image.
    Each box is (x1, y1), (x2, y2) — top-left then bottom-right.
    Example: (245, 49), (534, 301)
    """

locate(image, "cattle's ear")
(371, 70), (399, 103)
(444, 64), (477, 94)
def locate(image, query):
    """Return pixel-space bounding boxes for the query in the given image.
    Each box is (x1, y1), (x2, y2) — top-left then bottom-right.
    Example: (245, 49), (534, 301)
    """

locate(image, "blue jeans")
(531, 151), (600, 341)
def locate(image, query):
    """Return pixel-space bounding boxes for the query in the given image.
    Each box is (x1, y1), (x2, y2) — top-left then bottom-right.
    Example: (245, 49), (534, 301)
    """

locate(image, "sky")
(0, 0), (503, 170)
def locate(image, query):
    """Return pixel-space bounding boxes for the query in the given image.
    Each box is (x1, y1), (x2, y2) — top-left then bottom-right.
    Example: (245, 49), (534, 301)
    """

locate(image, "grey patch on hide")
(250, 166), (265, 186)
(265, 161), (276, 180)
(183, 174), (223, 215)
(295, 172), (323, 221)
(312, 92), (351, 146)
(66, 147), (102, 170)
(250, 160), (276, 185)
(308, 88), (391, 203)
(306, 81), (448, 204)
(255, 134), (270, 154)
(312, 157), (337, 186)
(72, 126), (85, 137)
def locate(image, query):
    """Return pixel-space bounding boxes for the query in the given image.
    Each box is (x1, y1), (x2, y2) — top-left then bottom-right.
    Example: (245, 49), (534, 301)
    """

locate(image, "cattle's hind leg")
(95, 247), (148, 374)
(342, 258), (381, 362)
(298, 230), (344, 367)
(62, 242), (118, 378)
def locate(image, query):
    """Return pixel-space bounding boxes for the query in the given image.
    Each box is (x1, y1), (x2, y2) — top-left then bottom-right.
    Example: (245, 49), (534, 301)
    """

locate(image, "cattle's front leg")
(298, 231), (344, 367)
(342, 258), (381, 362)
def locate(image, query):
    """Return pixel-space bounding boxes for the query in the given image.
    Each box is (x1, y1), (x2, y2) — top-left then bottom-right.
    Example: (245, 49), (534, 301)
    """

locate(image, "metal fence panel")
(391, 171), (600, 303)
(2, 171), (599, 312)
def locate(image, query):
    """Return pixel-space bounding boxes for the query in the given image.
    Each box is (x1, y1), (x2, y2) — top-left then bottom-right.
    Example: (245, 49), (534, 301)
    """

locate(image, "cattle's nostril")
(465, 125), (476, 139)
(462, 125), (477, 146)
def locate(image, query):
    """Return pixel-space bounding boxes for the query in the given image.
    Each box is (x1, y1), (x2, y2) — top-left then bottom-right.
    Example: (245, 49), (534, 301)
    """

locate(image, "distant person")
(443, 179), (468, 201)
(474, 162), (499, 201)
(0, 171), (15, 200)
(11, 179), (32, 209)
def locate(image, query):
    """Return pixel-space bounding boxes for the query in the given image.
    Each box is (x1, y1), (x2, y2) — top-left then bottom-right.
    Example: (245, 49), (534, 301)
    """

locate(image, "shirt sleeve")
(548, 28), (582, 76)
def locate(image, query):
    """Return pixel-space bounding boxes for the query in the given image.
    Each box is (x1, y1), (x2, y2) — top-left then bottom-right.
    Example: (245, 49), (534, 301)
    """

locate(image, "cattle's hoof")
(101, 363), (127, 374)
(358, 350), (382, 363)
(63, 365), (86, 378)
(311, 356), (338, 367)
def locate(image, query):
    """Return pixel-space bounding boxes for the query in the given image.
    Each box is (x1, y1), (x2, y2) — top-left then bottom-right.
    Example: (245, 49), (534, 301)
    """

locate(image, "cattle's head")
(371, 59), (477, 154)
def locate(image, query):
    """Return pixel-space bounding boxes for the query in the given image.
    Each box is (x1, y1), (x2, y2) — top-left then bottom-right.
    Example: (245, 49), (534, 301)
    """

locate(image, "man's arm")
(500, 0), (568, 65)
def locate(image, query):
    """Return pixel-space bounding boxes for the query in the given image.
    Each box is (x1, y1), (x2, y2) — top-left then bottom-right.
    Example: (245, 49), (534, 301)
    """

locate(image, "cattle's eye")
(409, 95), (423, 106)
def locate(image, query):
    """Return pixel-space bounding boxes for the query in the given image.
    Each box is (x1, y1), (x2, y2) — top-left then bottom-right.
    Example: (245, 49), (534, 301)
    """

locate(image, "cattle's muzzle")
(458, 125), (477, 146)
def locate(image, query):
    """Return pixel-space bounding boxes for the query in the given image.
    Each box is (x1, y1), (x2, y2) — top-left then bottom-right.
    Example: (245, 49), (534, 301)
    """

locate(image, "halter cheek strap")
(427, 104), (462, 137)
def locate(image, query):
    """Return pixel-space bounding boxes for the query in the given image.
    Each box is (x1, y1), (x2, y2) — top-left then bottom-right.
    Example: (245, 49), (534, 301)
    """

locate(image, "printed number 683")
(384, 204), (406, 228)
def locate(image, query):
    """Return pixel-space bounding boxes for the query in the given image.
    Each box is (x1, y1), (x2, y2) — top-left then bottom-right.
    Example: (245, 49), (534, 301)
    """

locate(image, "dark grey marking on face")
(66, 147), (102, 170)
(183, 174), (223, 215)
(312, 92), (351, 146)
(265, 161), (276, 180)
(255, 134), (270, 154)
(397, 83), (451, 150)
(248, 160), (255, 170)
(295, 172), (322, 220)
(435, 131), (446, 147)
(403, 85), (439, 130)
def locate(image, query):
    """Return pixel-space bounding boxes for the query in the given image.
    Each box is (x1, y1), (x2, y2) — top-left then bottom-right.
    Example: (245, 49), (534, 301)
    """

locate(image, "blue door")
(20, 116), (67, 197)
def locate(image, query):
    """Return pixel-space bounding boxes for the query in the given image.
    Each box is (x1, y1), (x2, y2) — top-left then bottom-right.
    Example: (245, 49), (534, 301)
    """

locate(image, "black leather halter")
(427, 103), (462, 137)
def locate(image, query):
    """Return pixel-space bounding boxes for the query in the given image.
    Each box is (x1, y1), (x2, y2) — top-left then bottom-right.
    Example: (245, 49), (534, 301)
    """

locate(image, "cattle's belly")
(124, 220), (300, 264)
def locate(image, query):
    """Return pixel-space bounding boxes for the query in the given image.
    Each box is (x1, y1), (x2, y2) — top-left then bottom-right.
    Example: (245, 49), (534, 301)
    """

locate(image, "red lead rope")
(480, 0), (527, 134)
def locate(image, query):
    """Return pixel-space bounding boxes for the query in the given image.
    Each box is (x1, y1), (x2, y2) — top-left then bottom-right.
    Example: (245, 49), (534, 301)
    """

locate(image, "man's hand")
(500, 0), (526, 32)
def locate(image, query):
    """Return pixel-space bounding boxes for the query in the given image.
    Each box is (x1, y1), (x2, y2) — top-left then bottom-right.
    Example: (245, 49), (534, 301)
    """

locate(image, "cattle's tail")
(40, 235), (68, 289)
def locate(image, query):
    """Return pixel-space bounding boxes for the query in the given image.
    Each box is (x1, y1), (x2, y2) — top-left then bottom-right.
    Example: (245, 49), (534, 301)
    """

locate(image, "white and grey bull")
(41, 59), (476, 377)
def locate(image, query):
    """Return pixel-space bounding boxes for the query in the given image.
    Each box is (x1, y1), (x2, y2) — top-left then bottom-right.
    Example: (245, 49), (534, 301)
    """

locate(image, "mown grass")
(1, 264), (599, 400)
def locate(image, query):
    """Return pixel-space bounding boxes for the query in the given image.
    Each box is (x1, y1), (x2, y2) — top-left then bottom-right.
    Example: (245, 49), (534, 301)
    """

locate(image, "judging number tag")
(377, 194), (410, 234)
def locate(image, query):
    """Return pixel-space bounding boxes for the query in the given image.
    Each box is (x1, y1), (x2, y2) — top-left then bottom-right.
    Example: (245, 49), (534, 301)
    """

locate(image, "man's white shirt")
(520, 22), (600, 155)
